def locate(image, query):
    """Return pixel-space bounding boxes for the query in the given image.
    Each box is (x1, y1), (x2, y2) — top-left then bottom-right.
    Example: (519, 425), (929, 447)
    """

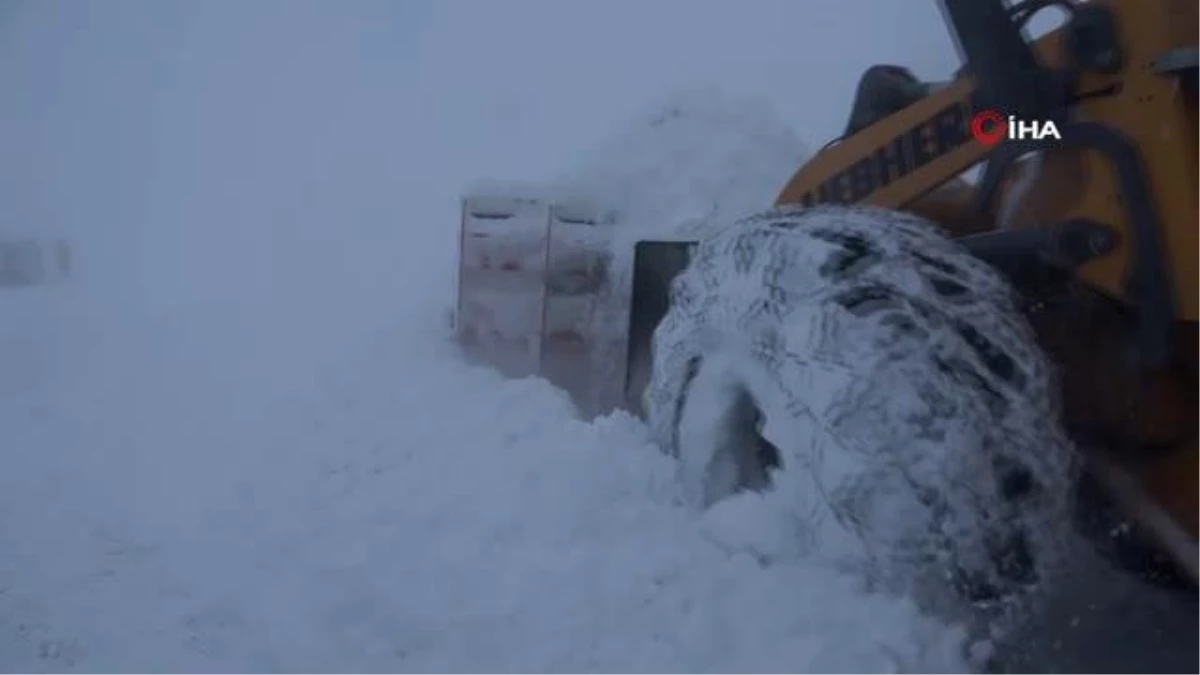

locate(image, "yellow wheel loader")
(454, 0), (1197, 609)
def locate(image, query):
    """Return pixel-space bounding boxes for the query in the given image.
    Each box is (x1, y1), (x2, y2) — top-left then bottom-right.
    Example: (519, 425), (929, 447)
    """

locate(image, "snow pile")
(0, 308), (976, 672)
(222, 325), (976, 673)
(466, 88), (809, 247)
(550, 87), (812, 243)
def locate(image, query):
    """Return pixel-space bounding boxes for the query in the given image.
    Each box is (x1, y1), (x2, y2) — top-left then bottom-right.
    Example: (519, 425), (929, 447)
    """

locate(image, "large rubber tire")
(644, 204), (1078, 607)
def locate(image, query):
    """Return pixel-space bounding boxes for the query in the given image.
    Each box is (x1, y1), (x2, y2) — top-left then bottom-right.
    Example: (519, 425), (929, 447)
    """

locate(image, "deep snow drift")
(0, 82), (1006, 672)
(0, 1), (1099, 672)
(0, 312), (972, 673)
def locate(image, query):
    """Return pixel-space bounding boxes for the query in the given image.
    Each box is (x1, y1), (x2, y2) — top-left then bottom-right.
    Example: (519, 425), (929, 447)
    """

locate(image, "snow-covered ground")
(2, 1), (1174, 673)
(0, 290), (978, 672)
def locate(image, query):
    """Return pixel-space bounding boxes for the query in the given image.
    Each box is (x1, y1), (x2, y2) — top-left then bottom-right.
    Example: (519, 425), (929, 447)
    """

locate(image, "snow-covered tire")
(644, 204), (1077, 604)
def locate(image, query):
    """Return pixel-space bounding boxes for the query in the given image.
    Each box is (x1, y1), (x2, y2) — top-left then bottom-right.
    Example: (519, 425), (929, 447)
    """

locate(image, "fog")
(0, 0), (971, 411)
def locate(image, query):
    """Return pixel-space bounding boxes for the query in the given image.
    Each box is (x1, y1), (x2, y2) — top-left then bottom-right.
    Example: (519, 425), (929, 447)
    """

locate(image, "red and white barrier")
(454, 194), (613, 413)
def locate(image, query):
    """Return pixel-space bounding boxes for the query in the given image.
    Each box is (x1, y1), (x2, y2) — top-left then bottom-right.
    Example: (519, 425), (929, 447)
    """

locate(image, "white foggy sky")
(0, 0), (997, 403)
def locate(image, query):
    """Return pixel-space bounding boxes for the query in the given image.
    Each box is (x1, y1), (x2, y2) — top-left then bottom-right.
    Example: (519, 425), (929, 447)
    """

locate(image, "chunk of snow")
(549, 87), (813, 243)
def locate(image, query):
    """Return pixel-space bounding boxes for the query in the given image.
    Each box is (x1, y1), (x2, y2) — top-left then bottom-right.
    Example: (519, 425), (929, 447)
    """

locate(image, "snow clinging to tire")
(645, 204), (1079, 610)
